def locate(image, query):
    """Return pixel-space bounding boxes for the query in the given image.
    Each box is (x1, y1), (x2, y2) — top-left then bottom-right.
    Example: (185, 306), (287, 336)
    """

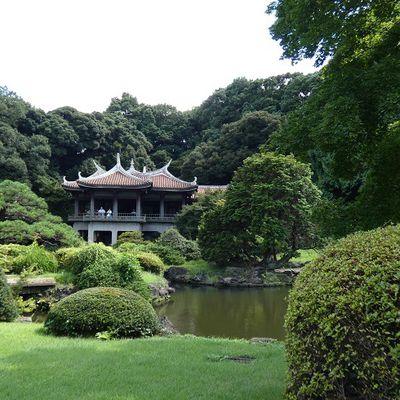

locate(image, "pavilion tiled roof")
(77, 171), (151, 188)
(62, 154), (197, 192)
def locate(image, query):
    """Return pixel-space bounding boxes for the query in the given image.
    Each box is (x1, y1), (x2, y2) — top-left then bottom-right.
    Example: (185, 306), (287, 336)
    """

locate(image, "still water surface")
(157, 285), (289, 340)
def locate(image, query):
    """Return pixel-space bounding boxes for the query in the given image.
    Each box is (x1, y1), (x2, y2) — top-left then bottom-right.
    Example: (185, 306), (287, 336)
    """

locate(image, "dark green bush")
(285, 225), (400, 400)
(45, 287), (160, 338)
(157, 228), (201, 261)
(135, 252), (166, 274)
(77, 262), (120, 289)
(0, 268), (18, 321)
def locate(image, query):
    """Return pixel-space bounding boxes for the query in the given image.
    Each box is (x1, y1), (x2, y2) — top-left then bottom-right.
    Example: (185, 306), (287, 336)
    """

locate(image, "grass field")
(0, 323), (286, 400)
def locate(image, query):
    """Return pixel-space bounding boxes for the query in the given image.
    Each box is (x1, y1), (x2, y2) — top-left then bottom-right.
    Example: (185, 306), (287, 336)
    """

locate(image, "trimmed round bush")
(135, 252), (166, 274)
(0, 268), (18, 321)
(45, 287), (160, 338)
(285, 225), (400, 400)
(77, 262), (120, 289)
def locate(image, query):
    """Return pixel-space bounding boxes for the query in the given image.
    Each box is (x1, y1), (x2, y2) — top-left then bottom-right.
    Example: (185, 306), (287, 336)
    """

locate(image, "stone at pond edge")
(249, 337), (277, 345)
(159, 316), (179, 336)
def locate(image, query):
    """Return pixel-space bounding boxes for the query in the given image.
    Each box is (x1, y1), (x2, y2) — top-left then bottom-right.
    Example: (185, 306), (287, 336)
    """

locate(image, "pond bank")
(165, 264), (301, 287)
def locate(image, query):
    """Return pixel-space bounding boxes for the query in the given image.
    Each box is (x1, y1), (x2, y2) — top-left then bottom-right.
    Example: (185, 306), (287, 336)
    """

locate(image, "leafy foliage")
(0, 180), (82, 248)
(115, 231), (145, 246)
(285, 225), (400, 399)
(198, 152), (321, 266)
(0, 268), (18, 321)
(115, 242), (185, 266)
(45, 287), (160, 338)
(158, 228), (201, 261)
(134, 252), (166, 274)
(64, 244), (149, 297)
(11, 243), (58, 274)
(176, 190), (225, 240)
(268, 0), (400, 235)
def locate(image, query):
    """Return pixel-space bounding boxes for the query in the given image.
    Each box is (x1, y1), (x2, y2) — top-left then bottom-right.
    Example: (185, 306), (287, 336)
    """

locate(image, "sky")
(0, 0), (316, 113)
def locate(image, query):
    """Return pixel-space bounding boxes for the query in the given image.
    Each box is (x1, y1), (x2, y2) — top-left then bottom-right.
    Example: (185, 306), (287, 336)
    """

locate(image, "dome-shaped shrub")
(135, 252), (166, 274)
(285, 225), (400, 400)
(45, 287), (160, 338)
(0, 268), (18, 321)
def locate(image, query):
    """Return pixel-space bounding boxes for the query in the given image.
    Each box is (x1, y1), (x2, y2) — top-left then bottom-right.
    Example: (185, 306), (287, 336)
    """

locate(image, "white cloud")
(0, 0), (316, 112)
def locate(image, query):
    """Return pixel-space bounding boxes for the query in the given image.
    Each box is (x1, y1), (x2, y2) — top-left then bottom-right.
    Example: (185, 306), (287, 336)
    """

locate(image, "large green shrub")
(158, 228), (201, 261)
(115, 231), (145, 246)
(0, 244), (30, 273)
(116, 242), (184, 266)
(67, 244), (116, 276)
(66, 244), (150, 298)
(45, 287), (160, 338)
(55, 247), (81, 271)
(144, 243), (185, 265)
(12, 243), (58, 274)
(0, 243), (57, 274)
(135, 252), (166, 274)
(0, 268), (18, 321)
(0, 181), (82, 248)
(285, 225), (400, 400)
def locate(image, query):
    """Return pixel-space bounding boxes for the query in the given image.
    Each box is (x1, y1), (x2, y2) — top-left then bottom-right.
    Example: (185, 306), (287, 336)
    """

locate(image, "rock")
(249, 337), (277, 345)
(167, 286), (176, 294)
(16, 316), (32, 323)
(164, 267), (190, 283)
(159, 316), (179, 336)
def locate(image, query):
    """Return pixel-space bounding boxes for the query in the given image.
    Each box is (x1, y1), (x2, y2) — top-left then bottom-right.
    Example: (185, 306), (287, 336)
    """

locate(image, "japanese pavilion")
(62, 154), (203, 244)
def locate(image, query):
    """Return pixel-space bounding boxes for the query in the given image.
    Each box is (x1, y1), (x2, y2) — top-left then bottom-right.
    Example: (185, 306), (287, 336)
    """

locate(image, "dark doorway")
(118, 199), (136, 214)
(94, 231), (112, 245)
(143, 201), (159, 215)
(78, 230), (88, 241)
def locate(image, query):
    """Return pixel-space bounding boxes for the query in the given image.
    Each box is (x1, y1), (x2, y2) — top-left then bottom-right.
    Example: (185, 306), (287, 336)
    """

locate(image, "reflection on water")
(157, 285), (289, 340)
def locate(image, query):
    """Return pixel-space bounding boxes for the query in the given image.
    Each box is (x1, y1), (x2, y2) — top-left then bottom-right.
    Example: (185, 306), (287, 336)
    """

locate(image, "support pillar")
(74, 198), (79, 215)
(181, 195), (186, 208)
(160, 194), (165, 218)
(111, 229), (118, 245)
(113, 195), (118, 218)
(88, 224), (94, 243)
(90, 193), (95, 216)
(136, 194), (141, 217)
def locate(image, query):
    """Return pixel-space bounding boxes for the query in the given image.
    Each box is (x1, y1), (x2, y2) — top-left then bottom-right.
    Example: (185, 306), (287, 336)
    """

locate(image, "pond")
(157, 285), (290, 340)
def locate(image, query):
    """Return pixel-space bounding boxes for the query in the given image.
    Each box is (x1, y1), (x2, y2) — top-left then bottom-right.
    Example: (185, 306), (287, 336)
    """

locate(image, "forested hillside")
(0, 72), (317, 215)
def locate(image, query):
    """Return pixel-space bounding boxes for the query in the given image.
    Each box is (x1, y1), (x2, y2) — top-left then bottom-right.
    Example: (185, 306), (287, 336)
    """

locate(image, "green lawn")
(0, 323), (286, 400)
(181, 259), (223, 281)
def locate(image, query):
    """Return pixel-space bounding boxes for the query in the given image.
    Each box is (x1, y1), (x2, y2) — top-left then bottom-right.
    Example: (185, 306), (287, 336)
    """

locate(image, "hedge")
(45, 287), (160, 338)
(285, 225), (400, 400)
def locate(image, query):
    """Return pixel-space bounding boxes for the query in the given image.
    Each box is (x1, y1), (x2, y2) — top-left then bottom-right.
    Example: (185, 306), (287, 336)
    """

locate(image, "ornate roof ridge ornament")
(93, 160), (106, 173)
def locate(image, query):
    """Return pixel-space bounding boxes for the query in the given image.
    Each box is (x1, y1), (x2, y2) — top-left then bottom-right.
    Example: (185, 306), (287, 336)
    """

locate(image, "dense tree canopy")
(198, 152), (321, 266)
(0, 180), (82, 248)
(268, 0), (400, 235)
